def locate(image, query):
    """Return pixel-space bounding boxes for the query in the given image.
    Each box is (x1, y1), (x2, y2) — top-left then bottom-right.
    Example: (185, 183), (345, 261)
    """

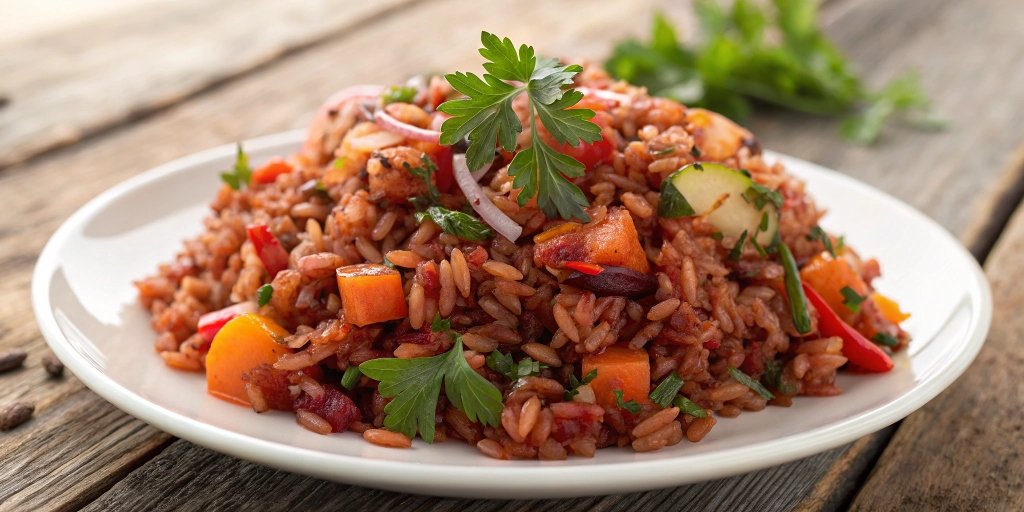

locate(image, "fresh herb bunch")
(438, 32), (603, 221)
(606, 0), (941, 143)
(358, 315), (502, 442)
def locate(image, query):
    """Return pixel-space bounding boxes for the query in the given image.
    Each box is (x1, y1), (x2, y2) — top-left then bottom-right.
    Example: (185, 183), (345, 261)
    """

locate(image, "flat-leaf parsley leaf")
(359, 326), (502, 443)
(439, 32), (602, 221)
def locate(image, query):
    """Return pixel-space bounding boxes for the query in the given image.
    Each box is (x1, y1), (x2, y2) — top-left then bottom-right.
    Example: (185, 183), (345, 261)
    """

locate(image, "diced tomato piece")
(540, 110), (615, 171)
(247, 224), (290, 278)
(251, 159), (293, 184)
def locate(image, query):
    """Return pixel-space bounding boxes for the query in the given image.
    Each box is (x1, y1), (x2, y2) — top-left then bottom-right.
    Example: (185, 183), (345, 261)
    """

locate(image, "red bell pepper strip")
(802, 282), (893, 373)
(251, 159), (293, 184)
(564, 261), (605, 276)
(246, 224), (290, 278)
(196, 301), (257, 346)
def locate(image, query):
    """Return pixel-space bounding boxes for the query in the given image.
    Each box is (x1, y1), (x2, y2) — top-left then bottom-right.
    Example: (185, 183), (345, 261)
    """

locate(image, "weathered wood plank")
(0, 0), (421, 170)
(79, 440), (854, 512)
(848, 179), (1024, 510)
(2, 0), (1023, 510)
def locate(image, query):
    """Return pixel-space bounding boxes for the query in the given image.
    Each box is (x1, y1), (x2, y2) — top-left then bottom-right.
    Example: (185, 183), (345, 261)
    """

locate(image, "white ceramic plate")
(33, 131), (992, 499)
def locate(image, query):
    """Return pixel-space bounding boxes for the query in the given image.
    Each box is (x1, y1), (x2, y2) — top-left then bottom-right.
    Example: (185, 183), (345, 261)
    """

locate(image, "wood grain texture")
(0, 0), (421, 170)
(1, 0), (1022, 510)
(79, 440), (856, 512)
(848, 185), (1024, 510)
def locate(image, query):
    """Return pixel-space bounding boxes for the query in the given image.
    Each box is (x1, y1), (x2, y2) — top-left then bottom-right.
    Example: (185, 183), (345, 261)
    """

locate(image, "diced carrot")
(534, 207), (650, 273)
(871, 292), (910, 324)
(251, 159), (293, 184)
(799, 252), (869, 324)
(582, 345), (651, 408)
(206, 314), (290, 406)
(336, 264), (408, 326)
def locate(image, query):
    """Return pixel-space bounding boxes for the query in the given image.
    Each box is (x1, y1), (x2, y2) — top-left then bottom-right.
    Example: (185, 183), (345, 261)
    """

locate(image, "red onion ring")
(453, 154), (522, 242)
(317, 85), (384, 119)
(576, 86), (633, 106)
(374, 108), (442, 143)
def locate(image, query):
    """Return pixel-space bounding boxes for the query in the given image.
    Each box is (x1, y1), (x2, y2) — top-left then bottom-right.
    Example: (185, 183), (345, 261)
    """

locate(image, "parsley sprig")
(358, 315), (502, 442)
(439, 32), (602, 221)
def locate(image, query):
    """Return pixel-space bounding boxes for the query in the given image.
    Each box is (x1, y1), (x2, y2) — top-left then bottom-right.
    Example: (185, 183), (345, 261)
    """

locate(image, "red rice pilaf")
(136, 66), (909, 459)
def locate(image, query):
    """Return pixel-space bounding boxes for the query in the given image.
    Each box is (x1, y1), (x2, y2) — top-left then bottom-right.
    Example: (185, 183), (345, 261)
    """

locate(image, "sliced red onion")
(470, 162), (491, 182)
(453, 154), (522, 242)
(429, 112), (451, 132)
(374, 108), (442, 143)
(317, 85), (384, 119)
(576, 86), (633, 106)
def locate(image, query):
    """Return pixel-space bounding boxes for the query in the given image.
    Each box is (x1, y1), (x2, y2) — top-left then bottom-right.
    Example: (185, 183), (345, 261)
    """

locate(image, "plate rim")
(31, 131), (993, 498)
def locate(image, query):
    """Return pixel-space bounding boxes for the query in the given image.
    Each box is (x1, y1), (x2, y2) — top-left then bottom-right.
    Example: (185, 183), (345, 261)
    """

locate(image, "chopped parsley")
(779, 242), (812, 334)
(220, 143), (251, 190)
(340, 365), (362, 390)
(438, 32), (602, 221)
(673, 395), (708, 418)
(649, 373), (684, 408)
(381, 85), (418, 105)
(565, 368), (599, 400)
(652, 146), (677, 156)
(841, 286), (867, 313)
(872, 332), (900, 347)
(404, 156), (441, 211)
(256, 284), (273, 307)
(359, 317), (502, 443)
(416, 206), (492, 242)
(613, 389), (642, 415)
(690, 145), (702, 158)
(431, 314), (451, 332)
(727, 366), (774, 400)
(729, 230), (749, 261)
(744, 182), (783, 210)
(808, 225), (837, 257)
(485, 351), (547, 382)
(762, 359), (797, 395)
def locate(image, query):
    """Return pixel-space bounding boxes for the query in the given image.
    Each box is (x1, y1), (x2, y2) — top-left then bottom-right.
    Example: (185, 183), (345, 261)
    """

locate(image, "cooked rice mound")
(136, 67), (908, 459)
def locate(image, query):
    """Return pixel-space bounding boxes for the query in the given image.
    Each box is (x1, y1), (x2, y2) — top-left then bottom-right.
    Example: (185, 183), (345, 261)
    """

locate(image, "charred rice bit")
(135, 64), (908, 459)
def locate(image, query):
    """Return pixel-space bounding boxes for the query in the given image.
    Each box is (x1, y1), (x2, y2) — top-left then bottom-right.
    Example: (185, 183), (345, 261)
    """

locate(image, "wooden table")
(2, 0), (1022, 510)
